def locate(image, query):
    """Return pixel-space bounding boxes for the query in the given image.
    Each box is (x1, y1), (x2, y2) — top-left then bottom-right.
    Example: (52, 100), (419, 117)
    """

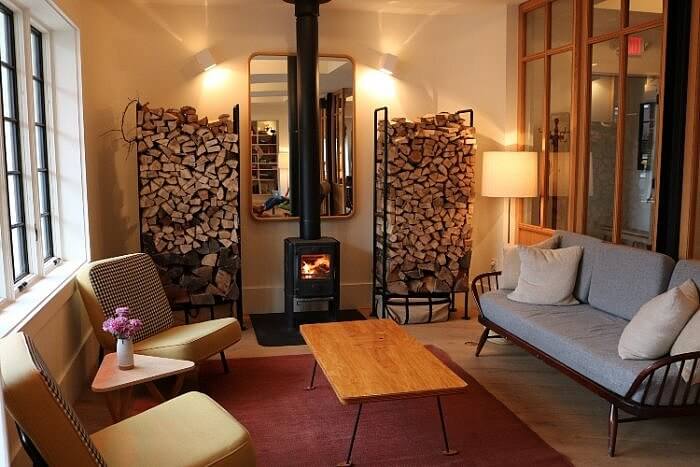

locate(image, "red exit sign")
(628, 36), (644, 56)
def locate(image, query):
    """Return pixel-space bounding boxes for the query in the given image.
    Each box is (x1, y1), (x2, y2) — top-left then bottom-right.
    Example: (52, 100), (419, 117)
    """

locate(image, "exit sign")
(628, 36), (644, 56)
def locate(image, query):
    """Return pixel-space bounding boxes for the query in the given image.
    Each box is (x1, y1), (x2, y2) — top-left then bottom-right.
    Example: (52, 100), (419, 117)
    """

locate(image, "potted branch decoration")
(103, 307), (142, 370)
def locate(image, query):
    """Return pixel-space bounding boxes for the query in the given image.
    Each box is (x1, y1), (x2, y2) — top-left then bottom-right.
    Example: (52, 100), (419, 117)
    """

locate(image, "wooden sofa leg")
(475, 327), (490, 357)
(220, 351), (229, 374)
(608, 404), (618, 457)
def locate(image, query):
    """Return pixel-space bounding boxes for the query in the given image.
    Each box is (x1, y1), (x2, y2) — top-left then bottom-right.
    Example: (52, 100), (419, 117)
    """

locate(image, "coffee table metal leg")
(337, 403), (363, 467)
(437, 396), (458, 456)
(305, 361), (318, 390)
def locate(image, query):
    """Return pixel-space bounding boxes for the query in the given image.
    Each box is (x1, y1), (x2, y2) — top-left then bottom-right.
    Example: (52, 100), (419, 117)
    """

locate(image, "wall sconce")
(195, 48), (217, 72)
(378, 53), (398, 75)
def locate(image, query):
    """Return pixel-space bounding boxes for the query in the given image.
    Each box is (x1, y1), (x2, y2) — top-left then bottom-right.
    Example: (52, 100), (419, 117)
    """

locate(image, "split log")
(375, 111), (475, 293)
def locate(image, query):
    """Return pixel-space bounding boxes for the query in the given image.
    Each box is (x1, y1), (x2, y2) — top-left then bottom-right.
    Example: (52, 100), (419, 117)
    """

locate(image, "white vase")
(117, 338), (134, 370)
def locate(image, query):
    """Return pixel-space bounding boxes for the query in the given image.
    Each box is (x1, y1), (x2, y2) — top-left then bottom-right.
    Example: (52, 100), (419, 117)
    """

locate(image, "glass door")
(583, 0), (664, 249)
(519, 0), (575, 233)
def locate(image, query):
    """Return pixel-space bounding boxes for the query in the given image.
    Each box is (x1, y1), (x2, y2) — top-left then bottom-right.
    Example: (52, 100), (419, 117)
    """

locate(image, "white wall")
(46, 0), (512, 313)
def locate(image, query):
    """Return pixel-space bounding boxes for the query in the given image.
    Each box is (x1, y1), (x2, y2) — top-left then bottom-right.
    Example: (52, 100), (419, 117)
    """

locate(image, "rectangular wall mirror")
(249, 54), (355, 220)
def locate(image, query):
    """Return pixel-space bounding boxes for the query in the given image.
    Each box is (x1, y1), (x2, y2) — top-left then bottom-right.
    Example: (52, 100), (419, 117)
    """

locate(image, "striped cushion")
(88, 253), (174, 342)
(25, 335), (107, 466)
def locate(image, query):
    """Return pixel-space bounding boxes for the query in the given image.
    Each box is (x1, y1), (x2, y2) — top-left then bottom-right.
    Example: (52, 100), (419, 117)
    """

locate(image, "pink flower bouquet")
(102, 307), (142, 340)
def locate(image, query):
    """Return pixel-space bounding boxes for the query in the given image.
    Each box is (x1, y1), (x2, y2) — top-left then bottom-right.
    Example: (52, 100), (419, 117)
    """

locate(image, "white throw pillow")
(507, 245), (582, 306)
(618, 280), (699, 361)
(501, 235), (561, 289)
(671, 303), (700, 385)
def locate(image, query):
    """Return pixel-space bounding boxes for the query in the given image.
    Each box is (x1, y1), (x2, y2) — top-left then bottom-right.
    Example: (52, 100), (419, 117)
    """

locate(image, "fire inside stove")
(300, 254), (332, 280)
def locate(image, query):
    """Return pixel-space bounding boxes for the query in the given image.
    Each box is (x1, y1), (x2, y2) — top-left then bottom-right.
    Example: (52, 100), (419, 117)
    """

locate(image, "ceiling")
(134, 0), (520, 15)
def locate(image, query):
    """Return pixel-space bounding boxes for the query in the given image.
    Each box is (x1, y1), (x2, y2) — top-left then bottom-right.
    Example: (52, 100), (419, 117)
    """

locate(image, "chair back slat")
(641, 370), (655, 405)
(681, 359), (698, 405)
(669, 360), (686, 406)
(654, 365), (671, 406)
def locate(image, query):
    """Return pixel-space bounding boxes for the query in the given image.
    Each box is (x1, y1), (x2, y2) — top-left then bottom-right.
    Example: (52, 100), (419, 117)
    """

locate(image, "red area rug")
(137, 346), (571, 466)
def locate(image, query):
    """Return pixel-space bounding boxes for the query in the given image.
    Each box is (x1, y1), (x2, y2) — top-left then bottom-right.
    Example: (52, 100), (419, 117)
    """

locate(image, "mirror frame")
(248, 51), (357, 222)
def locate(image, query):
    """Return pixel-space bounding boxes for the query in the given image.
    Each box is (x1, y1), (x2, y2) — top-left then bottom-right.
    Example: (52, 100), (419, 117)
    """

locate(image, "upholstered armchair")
(76, 253), (241, 372)
(0, 332), (256, 466)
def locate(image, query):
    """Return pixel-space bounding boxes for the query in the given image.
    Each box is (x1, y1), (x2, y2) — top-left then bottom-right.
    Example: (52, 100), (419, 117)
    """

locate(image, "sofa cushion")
(479, 290), (694, 403)
(92, 392), (255, 467)
(588, 243), (675, 320)
(501, 235), (561, 289)
(507, 246), (582, 305)
(618, 280), (699, 360)
(669, 260), (700, 289)
(556, 230), (603, 303)
(134, 318), (242, 362)
(671, 310), (700, 385)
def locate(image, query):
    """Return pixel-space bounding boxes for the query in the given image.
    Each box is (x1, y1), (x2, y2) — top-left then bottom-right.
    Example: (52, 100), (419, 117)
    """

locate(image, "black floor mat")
(249, 310), (366, 346)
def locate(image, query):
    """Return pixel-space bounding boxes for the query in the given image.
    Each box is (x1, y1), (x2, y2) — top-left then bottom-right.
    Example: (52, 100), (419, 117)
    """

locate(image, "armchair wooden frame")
(471, 271), (700, 456)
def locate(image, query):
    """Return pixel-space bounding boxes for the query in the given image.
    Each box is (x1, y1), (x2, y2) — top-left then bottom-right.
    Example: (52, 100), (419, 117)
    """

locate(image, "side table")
(91, 353), (195, 422)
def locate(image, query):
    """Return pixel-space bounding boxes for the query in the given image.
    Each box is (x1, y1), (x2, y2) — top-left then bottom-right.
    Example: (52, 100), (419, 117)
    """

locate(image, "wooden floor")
(74, 308), (700, 466)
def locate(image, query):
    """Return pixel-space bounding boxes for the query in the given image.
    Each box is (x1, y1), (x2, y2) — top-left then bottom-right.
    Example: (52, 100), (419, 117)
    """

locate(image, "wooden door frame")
(575, 0), (665, 246)
(516, 0), (578, 243)
(678, 0), (700, 259)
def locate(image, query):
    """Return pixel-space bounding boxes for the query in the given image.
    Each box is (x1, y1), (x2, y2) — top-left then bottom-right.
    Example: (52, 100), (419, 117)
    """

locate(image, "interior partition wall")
(518, 0), (578, 241)
(517, 0), (674, 252)
(682, 0), (700, 260)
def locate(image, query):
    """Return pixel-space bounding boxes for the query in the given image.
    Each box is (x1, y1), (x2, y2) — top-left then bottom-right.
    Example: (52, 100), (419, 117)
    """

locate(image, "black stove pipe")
(286, 56), (300, 217)
(287, 0), (327, 240)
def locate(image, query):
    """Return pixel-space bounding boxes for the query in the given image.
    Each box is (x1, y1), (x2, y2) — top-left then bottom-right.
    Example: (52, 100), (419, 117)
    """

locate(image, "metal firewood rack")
(371, 106), (474, 321)
(137, 103), (244, 329)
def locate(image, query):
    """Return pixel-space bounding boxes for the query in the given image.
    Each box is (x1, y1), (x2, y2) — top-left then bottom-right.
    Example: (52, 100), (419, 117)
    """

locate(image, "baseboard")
(243, 282), (372, 314)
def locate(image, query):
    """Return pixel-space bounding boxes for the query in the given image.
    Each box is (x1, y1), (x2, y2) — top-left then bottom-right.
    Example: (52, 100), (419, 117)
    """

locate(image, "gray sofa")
(471, 231), (700, 456)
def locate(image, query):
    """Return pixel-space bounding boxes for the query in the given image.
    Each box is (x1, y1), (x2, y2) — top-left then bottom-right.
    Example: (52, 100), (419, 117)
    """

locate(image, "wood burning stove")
(284, 237), (340, 328)
(283, 0), (339, 329)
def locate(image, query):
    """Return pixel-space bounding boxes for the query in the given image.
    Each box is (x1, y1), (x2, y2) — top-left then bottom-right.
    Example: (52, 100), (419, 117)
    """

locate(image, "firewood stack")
(376, 112), (476, 295)
(137, 103), (241, 306)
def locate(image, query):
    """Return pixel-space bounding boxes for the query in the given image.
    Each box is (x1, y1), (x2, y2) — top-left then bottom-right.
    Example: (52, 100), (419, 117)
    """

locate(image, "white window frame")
(0, 0), (88, 328)
(28, 20), (61, 272)
(0, 2), (36, 295)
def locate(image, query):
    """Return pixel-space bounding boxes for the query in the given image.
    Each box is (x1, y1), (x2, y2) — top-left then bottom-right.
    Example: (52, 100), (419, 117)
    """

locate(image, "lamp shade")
(481, 151), (538, 198)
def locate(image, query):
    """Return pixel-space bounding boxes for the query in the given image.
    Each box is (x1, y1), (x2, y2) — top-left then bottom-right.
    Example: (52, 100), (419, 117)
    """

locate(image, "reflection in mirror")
(249, 54), (354, 219)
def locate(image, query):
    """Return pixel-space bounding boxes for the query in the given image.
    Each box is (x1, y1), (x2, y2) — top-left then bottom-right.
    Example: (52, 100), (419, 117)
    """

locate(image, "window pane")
(41, 215), (53, 259)
(628, 0), (663, 27)
(31, 30), (42, 78)
(586, 39), (620, 242)
(38, 172), (49, 214)
(1, 66), (16, 118)
(35, 125), (46, 168)
(526, 7), (545, 55)
(546, 51), (572, 230)
(522, 58), (545, 226)
(31, 28), (54, 259)
(551, 0), (573, 48)
(621, 28), (663, 250)
(11, 227), (27, 279)
(4, 120), (17, 171)
(33, 79), (44, 123)
(0, 11), (10, 65)
(7, 173), (20, 225)
(592, 0), (621, 37)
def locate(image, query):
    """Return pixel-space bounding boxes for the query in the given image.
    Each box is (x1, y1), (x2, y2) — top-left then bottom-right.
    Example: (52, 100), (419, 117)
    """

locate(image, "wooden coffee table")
(300, 319), (467, 466)
(92, 353), (195, 422)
